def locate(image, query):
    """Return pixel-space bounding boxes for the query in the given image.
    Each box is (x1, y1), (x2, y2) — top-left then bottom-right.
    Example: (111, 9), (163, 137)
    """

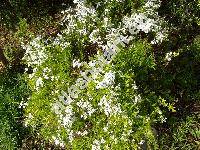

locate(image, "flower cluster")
(98, 95), (122, 117)
(52, 136), (65, 147)
(96, 71), (115, 89)
(22, 36), (47, 66)
(76, 99), (96, 119)
(144, 0), (161, 12)
(23, 0), (170, 148)
(50, 0), (166, 146)
(123, 13), (157, 34)
(165, 51), (180, 62)
(52, 33), (70, 48)
(35, 77), (43, 91)
(92, 139), (105, 150)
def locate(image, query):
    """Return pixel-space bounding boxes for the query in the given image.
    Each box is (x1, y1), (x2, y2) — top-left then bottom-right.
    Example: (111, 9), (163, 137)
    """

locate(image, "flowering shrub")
(15, 0), (200, 149)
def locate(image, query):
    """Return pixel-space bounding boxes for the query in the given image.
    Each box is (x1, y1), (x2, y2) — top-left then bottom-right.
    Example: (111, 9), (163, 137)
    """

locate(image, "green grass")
(158, 114), (200, 150)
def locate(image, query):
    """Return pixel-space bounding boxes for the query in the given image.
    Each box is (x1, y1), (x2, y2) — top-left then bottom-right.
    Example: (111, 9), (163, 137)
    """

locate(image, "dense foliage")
(0, 0), (199, 149)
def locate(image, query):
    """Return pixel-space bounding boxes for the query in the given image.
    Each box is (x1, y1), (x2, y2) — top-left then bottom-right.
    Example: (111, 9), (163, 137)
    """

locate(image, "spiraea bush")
(21, 0), (173, 149)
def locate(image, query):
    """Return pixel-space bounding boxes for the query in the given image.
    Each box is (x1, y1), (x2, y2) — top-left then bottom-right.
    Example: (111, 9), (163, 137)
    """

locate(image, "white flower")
(55, 139), (60, 145)
(89, 29), (100, 43)
(77, 131), (82, 135)
(79, 28), (87, 35)
(132, 82), (138, 90)
(151, 31), (166, 44)
(165, 52), (173, 61)
(112, 103), (122, 114)
(60, 105), (74, 128)
(144, 0), (161, 9)
(43, 74), (49, 79)
(28, 113), (33, 119)
(76, 99), (96, 117)
(68, 130), (74, 143)
(134, 94), (142, 103)
(82, 130), (88, 136)
(103, 45), (118, 60)
(123, 13), (157, 34)
(120, 35), (133, 45)
(23, 36), (48, 67)
(100, 138), (105, 144)
(60, 142), (65, 147)
(33, 68), (37, 73)
(139, 140), (145, 145)
(103, 126), (108, 132)
(98, 96), (112, 116)
(103, 17), (109, 27)
(165, 51), (180, 62)
(62, 115), (73, 127)
(35, 77), (43, 90)
(73, 0), (81, 4)
(96, 71), (115, 89)
(73, 59), (82, 68)
(18, 101), (28, 109)
(88, 61), (96, 67)
(92, 139), (101, 150)
(43, 67), (50, 72)
(24, 113), (33, 127)
(51, 76), (55, 81)
(43, 68), (51, 80)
